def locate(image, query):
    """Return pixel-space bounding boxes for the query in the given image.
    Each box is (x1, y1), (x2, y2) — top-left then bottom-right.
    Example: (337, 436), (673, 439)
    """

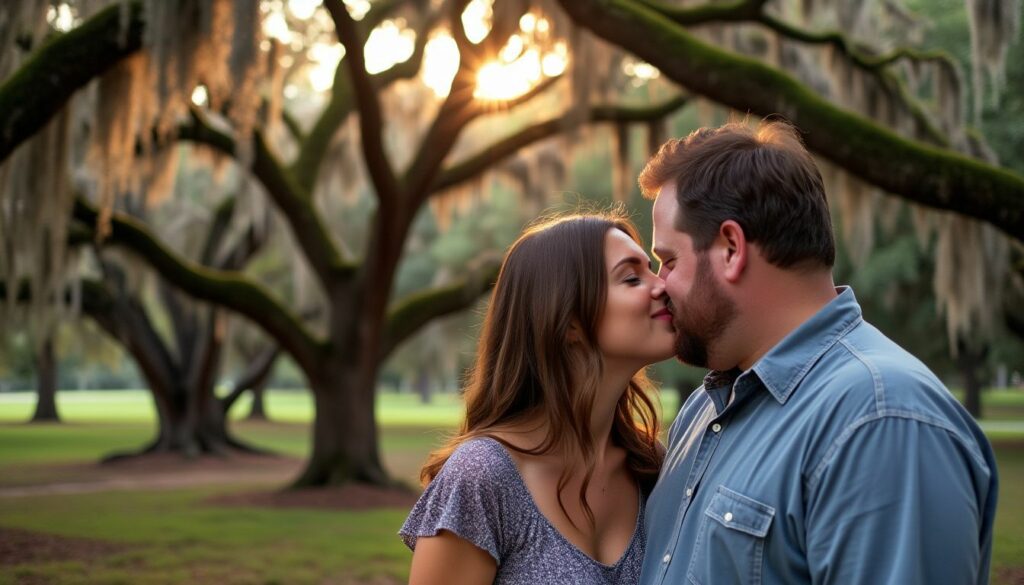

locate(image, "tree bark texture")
(30, 338), (60, 423)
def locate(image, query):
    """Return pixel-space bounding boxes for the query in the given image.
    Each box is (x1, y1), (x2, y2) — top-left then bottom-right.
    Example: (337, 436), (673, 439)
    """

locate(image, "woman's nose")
(650, 276), (667, 298)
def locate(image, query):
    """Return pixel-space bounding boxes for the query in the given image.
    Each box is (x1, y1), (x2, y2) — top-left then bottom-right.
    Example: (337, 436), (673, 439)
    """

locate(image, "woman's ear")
(718, 220), (747, 283)
(566, 321), (583, 344)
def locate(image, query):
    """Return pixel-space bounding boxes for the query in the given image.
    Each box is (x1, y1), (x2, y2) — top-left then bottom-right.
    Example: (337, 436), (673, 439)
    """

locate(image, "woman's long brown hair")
(420, 212), (663, 528)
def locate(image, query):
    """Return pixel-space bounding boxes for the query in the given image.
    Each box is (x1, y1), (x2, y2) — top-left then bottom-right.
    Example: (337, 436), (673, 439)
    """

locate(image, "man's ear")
(718, 220), (747, 283)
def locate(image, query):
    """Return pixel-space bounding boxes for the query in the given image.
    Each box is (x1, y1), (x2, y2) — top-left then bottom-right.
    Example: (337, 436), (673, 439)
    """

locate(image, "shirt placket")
(655, 384), (732, 582)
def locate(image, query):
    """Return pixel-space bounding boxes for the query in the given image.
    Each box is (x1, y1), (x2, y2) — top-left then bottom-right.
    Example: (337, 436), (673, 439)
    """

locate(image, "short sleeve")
(399, 441), (509, 563)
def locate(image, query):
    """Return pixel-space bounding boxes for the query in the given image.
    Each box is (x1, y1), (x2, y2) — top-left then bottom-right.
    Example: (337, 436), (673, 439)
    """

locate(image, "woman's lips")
(651, 308), (673, 321)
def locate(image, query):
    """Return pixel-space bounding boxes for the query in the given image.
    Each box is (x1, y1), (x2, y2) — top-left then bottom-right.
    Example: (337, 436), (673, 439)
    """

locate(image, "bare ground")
(1, 452), (418, 511)
(0, 526), (128, 566)
(207, 482), (418, 510)
(996, 568), (1024, 585)
(0, 452), (303, 497)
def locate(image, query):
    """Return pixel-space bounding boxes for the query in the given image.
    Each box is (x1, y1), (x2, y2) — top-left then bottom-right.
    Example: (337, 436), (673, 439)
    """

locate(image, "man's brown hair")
(639, 120), (835, 269)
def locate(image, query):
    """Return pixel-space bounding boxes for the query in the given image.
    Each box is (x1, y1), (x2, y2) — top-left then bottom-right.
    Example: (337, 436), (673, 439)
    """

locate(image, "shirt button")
(663, 554), (671, 564)
(724, 512), (734, 522)
(685, 488), (693, 497)
(711, 423), (722, 433)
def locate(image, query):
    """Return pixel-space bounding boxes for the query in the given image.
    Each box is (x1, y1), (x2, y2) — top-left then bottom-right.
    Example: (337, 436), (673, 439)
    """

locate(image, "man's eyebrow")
(651, 247), (671, 261)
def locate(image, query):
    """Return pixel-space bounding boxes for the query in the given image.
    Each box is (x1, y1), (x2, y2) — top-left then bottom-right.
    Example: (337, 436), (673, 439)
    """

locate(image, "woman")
(399, 212), (676, 585)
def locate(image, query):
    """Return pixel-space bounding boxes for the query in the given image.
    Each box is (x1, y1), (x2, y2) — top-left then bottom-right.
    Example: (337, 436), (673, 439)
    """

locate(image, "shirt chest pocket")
(687, 485), (775, 585)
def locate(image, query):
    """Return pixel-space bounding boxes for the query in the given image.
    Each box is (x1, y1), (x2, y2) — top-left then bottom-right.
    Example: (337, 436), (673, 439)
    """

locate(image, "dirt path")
(0, 452), (420, 511)
(0, 453), (303, 497)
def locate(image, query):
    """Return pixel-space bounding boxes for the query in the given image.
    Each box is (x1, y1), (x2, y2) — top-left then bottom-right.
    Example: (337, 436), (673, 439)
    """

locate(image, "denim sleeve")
(804, 416), (992, 584)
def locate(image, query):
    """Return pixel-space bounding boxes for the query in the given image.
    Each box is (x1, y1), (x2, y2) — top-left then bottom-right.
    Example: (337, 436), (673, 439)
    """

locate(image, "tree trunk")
(956, 339), (987, 419)
(85, 282), (269, 461)
(416, 369), (432, 405)
(30, 338), (60, 423)
(247, 381), (269, 420)
(291, 361), (389, 487)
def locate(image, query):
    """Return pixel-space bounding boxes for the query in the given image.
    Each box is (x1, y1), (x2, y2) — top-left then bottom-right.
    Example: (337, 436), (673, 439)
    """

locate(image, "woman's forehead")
(605, 228), (647, 264)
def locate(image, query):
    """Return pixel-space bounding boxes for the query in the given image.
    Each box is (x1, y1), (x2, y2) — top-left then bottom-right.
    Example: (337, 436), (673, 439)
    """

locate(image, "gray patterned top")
(399, 437), (645, 585)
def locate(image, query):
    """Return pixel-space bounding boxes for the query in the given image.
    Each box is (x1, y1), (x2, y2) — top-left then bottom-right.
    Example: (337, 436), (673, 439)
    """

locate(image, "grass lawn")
(0, 389), (1022, 584)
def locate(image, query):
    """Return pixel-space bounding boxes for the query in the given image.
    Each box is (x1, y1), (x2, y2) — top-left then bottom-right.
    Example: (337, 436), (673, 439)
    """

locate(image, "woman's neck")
(589, 366), (637, 456)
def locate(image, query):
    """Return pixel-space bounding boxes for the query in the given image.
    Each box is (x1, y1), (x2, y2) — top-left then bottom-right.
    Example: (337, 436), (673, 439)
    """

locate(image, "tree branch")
(326, 0), (401, 207)
(200, 196), (237, 266)
(638, 0), (952, 145)
(380, 256), (502, 360)
(402, 0), (516, 203)
(432, 94), (690, 193)
(73, 197), (326, 375)
(178, 109), (345, 281)
(557, 0), (1024, 242)
(221, 345), (281, 412)
(635, 0), (766, 25)
(290, 14), (430, 193)
(281, 108), (306, 144)
(0, 2), (144, 163)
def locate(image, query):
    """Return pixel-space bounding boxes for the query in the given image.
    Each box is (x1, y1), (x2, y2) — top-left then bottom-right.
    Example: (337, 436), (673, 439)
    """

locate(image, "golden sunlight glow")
(462, 0), (493, 44)
(343, 0), (371, 20)
(288, 0), (320, 20)
(364, 19), (416, 74)
(519, 12), (536, 33)
(500, 34), (525, 62)
(623, 58), (661, 80)
(308, 42), (346, 92)
(191, 86), (209, 107)
(475, 47), (545, 100)
(423, 33), (460, 97)
(544, 44), (569, 77)
(471, 13), (566, 102)
(263, 10), (293, 43)
(47, 4), (75, 32)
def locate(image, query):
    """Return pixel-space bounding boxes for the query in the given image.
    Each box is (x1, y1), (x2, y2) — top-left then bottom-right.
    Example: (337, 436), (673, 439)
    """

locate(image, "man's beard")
(671, 253), (737, 369)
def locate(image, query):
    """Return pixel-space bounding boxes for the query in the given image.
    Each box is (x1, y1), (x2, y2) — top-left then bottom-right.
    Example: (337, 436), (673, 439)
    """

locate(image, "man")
(640, 121), (997, 584)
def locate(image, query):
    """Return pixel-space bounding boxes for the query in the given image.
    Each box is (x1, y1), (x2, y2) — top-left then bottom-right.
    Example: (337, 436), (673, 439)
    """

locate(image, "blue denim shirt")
(641, 287), (998, 585)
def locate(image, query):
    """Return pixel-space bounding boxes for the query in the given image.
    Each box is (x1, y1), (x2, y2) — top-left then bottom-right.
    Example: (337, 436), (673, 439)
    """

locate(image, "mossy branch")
(557, 0), (1024, 242)
(0, 2), (144, 163)
(431, 94), (690, 193)
(73, 197), (326, 374)
(639, 0), (951, 145)
(380, 256), (502, 360)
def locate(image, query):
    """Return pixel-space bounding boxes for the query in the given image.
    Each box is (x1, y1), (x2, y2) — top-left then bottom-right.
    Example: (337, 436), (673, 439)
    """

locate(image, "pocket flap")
(703, 485), (775, 538)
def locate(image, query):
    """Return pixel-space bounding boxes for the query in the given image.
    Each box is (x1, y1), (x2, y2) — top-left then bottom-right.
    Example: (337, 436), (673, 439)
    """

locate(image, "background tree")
(1, 0), (1021, 487)
(1, 0), (686, 488)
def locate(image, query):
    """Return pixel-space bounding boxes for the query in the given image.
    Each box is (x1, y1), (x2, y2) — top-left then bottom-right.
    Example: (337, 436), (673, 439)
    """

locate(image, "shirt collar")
(751, 286), (862, 404)
(701, 286), (863, 406)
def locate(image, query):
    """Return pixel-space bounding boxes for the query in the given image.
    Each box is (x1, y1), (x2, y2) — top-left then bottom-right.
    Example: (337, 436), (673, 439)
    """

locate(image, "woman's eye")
(625, 275), (642, 285)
